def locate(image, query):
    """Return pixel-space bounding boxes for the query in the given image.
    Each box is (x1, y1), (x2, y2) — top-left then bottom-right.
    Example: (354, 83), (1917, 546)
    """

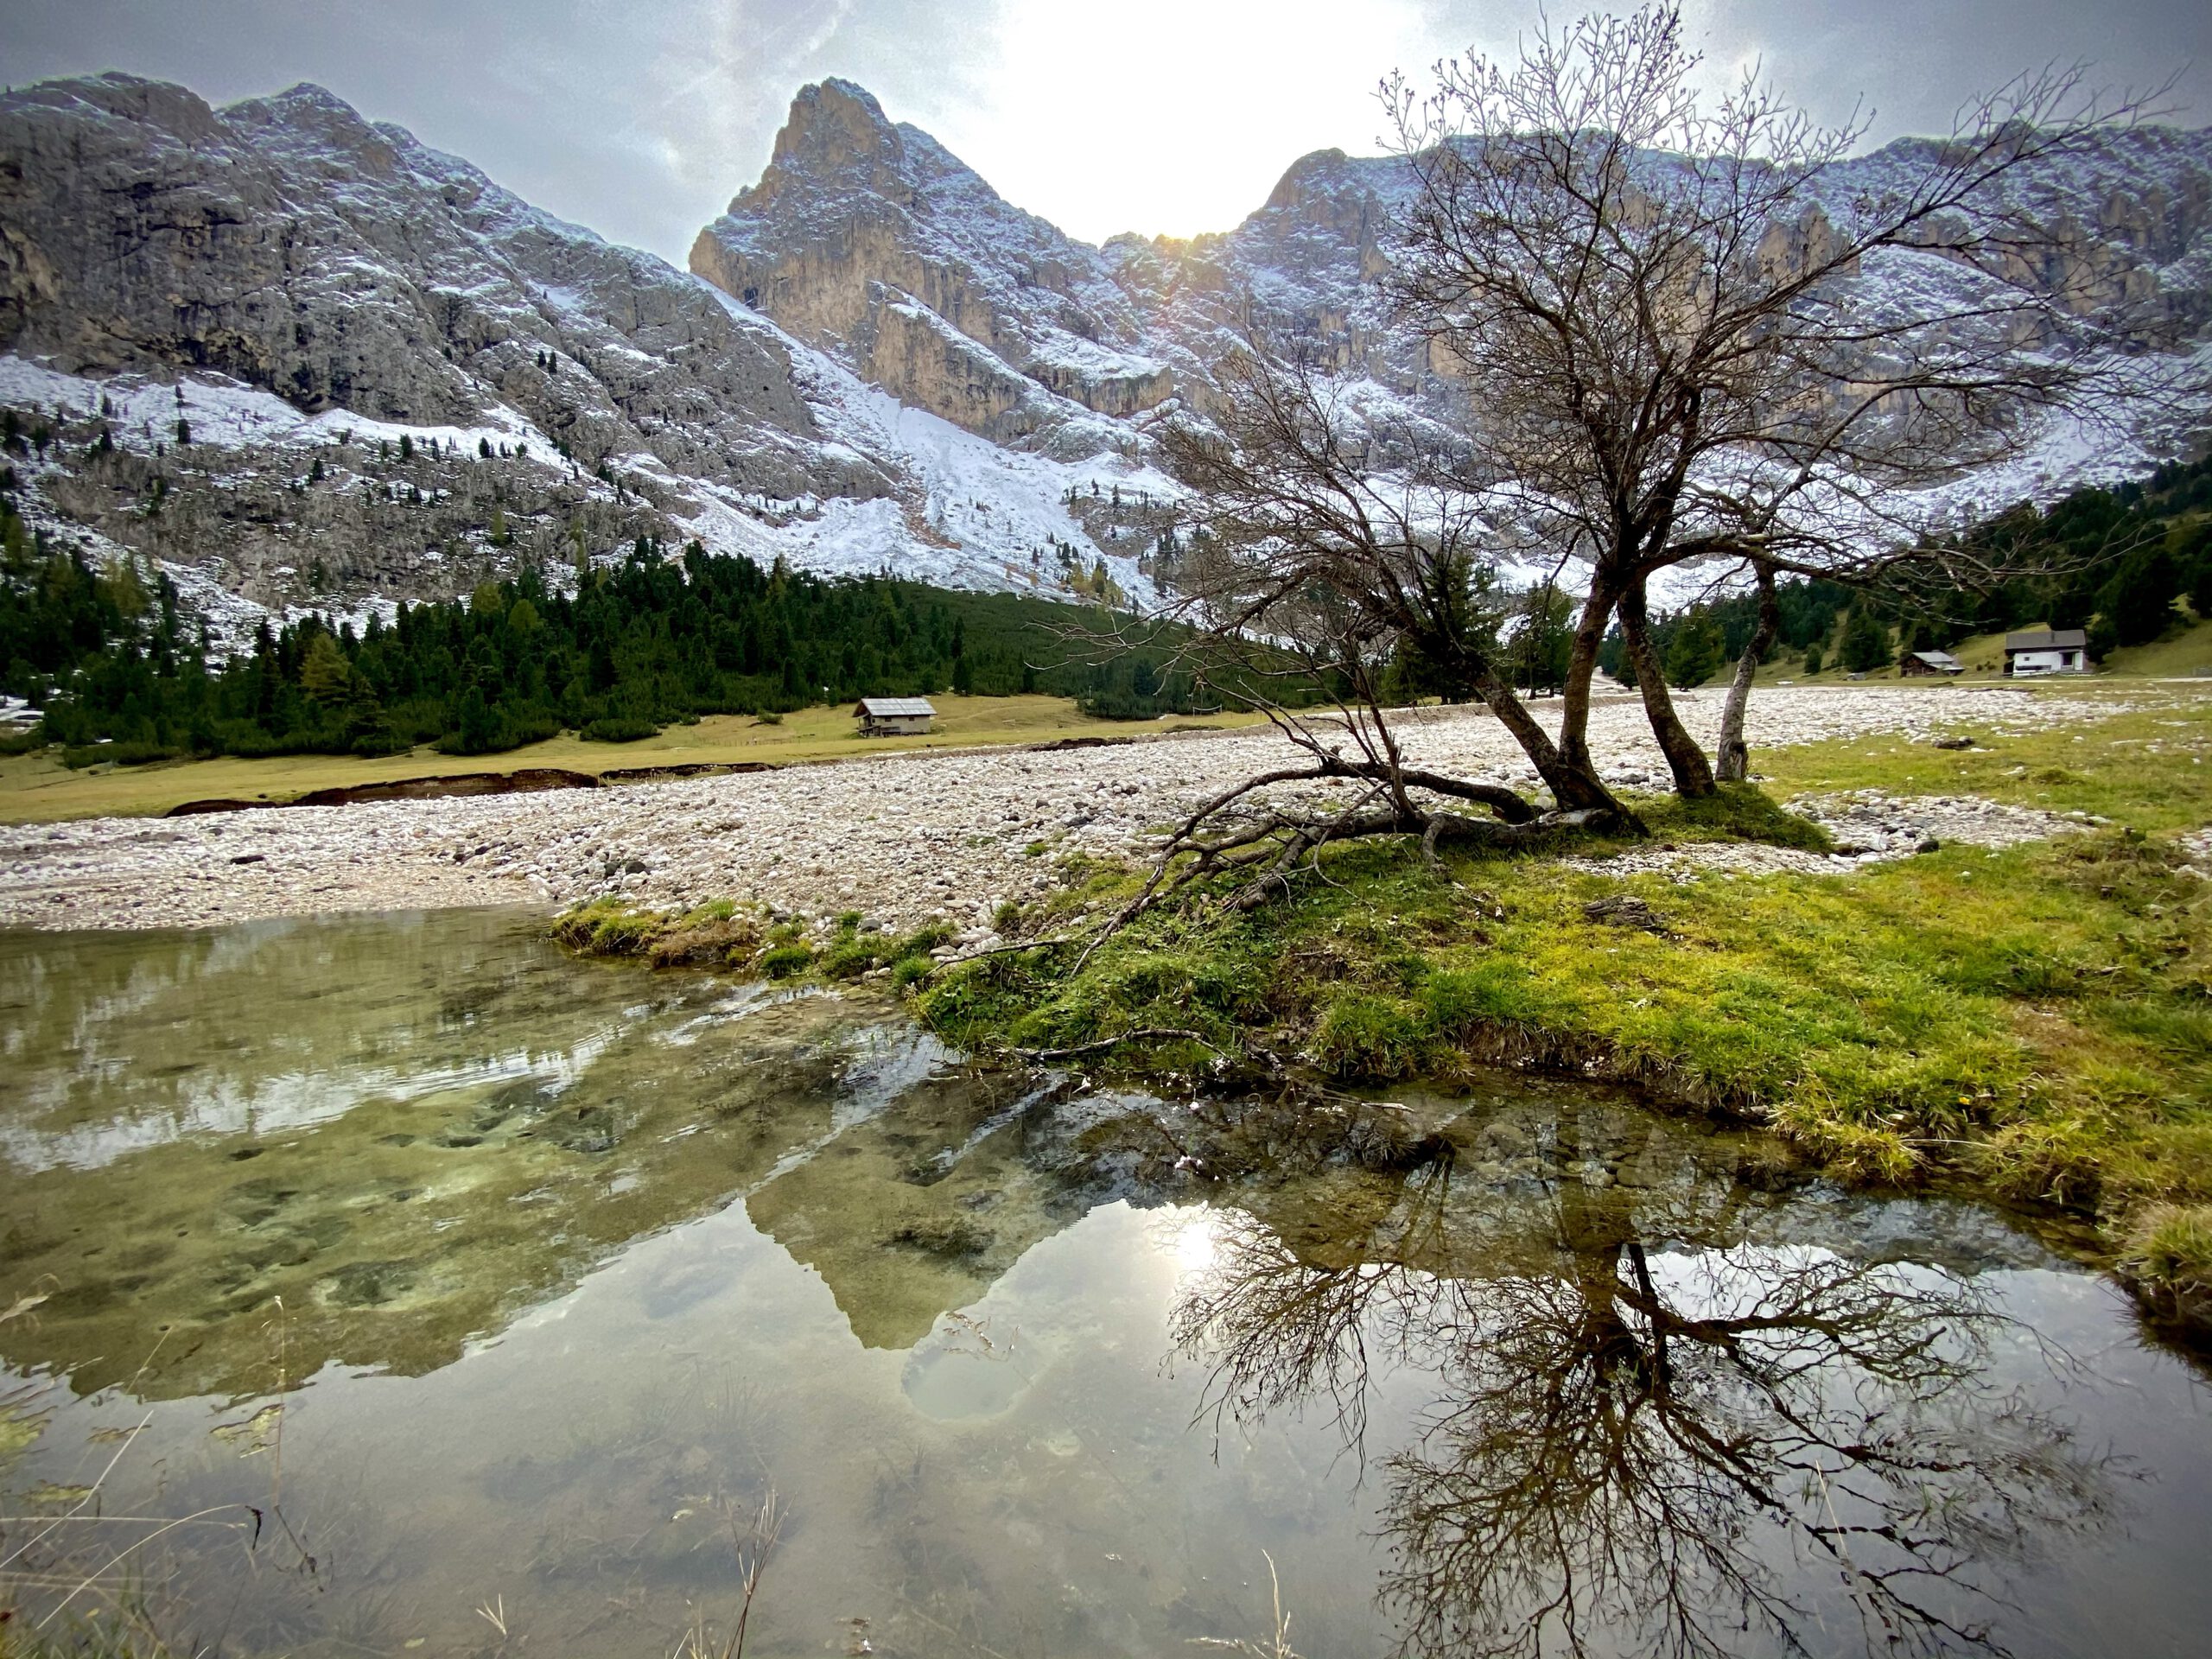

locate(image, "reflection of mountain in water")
(1173, 1098), (2117, 1659)
(741, 1075), (1154, 1350)
(0, 912), (1121, 1397)
(3, 915), (2188, 1659)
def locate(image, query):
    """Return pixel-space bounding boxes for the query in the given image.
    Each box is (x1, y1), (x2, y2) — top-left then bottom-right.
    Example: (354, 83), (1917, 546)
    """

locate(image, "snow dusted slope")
(0, 74), (1163, 619)
(696, 81), (2211, 513)
(0, 77), (854, 498)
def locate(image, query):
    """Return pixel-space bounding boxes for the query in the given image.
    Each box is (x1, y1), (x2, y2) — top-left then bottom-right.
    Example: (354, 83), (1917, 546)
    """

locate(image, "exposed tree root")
(1066, 761), (1634, 974)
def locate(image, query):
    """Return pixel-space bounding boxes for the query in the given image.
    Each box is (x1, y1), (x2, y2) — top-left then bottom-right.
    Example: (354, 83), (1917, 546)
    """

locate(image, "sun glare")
(1167, 1209), (1224, 1276)
(954, 0), (1434, 242)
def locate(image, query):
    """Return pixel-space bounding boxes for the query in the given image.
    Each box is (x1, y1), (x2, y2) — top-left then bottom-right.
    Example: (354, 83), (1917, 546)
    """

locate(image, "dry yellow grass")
(0, 695), (1260, 824)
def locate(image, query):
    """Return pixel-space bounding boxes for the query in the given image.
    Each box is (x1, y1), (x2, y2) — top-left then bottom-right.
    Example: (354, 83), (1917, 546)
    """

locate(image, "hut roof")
(855, 696), (938, 717)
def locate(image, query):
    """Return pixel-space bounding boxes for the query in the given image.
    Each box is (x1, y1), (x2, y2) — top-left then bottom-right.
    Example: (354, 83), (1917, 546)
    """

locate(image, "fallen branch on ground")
(925, 934), (1079, 973)
(1012, 1027), (1226, 1063)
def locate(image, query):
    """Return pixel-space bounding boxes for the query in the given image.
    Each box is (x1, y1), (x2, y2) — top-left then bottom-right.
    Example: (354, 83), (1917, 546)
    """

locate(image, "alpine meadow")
(3, 5), (2212, 1656)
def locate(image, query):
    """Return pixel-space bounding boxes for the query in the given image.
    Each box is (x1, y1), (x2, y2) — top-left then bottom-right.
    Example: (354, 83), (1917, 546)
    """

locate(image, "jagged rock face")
(0, 74), (1180, 620)
(690, 79), (1173, 445)
(0, 73), (881, 504)
(26, 394), (681, 614)
(700, 87), (2212, 455)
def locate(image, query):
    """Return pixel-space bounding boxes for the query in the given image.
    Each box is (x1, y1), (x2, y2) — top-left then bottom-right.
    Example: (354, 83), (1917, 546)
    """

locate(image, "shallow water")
(2, 908), (2209, 1657)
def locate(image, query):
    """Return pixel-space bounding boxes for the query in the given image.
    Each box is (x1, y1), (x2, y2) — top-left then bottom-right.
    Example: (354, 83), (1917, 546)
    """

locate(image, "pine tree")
(1663, 613), (1725, 689)
(300, 632), (355, 706)
(2098, 547), (2182, 646)
(1840, 607), (1891, 672)
(1514, 582), (1575, 694)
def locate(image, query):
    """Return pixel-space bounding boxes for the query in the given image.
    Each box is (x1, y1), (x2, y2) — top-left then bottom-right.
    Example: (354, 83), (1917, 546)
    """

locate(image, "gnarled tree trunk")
(1556, 571), (1622, 778)
(1433, 629), (1639, 821)
(1618, 577), (1716, 799)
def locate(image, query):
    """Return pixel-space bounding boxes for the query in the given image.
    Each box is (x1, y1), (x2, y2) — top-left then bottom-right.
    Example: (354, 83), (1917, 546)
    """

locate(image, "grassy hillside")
(1730, 616), (2212, 687)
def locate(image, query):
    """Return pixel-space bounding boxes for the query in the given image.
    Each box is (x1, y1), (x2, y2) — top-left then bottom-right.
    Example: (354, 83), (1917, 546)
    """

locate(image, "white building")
(2003, 629), (2089, 677)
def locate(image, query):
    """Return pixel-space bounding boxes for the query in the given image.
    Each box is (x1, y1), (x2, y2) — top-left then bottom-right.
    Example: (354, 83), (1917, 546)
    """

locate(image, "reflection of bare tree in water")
(1173, 1163), (2114, 1659)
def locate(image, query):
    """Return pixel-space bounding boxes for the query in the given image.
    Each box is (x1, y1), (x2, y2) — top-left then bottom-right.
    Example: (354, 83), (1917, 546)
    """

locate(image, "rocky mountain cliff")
(3, 71), (2209, 639)
(0, 74), (1167, 630)
(691, 79), (1172, 454)
(2, 78), (857, 495)
(698, 81), (2212, 462)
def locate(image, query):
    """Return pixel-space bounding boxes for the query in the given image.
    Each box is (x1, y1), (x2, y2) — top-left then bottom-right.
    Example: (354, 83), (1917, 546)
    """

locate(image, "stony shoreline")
(0, 683), (2185, 936)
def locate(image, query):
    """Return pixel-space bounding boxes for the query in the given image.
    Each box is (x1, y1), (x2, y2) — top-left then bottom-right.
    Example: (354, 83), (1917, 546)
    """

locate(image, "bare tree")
(1711, 561), (1780, 783)
(1173, 1178), (2116, 1659)
(1147, 3), (2183, 893)
(1145, 340), (1640, 924)
(1382, 3), (2181, 793)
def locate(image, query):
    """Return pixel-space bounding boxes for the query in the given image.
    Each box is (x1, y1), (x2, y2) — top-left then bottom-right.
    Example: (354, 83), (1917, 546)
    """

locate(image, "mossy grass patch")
(919, 696), (2212, 1300)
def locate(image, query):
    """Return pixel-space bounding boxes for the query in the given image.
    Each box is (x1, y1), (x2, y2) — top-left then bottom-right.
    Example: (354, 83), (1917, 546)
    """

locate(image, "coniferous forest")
(6, 455), (2209, 768)
(1607, 454), (2212, 688)
(0, 516), (1217, 766)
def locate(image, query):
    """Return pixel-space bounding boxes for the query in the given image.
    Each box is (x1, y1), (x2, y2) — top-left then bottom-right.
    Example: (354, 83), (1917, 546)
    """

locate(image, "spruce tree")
(1663, 613), (1725, 689)
(2098, 547), (2182, 645)
(1840, 607), (1891, 672)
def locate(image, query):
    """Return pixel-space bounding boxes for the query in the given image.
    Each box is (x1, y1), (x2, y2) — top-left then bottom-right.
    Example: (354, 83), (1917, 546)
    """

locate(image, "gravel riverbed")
(0, 683), (2189, 936)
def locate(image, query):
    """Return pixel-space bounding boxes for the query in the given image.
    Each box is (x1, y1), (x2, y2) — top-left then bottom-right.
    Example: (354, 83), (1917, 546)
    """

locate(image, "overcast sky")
(3, 1), (2205, 262)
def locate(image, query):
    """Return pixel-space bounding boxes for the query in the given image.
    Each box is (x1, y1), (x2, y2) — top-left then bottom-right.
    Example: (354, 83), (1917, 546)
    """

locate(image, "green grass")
(1758, 700), (2211, 832)
(2123, 1203), (2212, 1319)
(915, 696), (2212, 1297)
(1733, 616), (2212, 687)
(2107, 615), (2212, 678)
(541, 690), (2212, 1325)
(554, 899), (956, 986)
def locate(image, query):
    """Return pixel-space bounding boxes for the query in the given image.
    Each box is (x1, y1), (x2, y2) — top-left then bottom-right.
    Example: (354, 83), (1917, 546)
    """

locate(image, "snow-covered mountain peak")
(0, 73), (1174, 626)
(690, 80), (1173, 453)
(751, 77), (911, 204)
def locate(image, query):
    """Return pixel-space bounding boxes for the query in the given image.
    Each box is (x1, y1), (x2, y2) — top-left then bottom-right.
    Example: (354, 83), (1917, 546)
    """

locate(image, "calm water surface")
(2, 909), (2209, 1657)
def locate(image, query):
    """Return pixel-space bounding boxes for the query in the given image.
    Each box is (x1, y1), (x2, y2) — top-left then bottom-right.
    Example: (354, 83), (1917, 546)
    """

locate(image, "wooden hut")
(2003, 630), (2088, 677)
(855, 696), (937, 736)
(1901, 649), (1964, 677)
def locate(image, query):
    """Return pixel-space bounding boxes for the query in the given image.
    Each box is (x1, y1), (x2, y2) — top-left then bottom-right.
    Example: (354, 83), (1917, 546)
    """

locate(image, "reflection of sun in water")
(1166, 1209), (1223, 1277)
